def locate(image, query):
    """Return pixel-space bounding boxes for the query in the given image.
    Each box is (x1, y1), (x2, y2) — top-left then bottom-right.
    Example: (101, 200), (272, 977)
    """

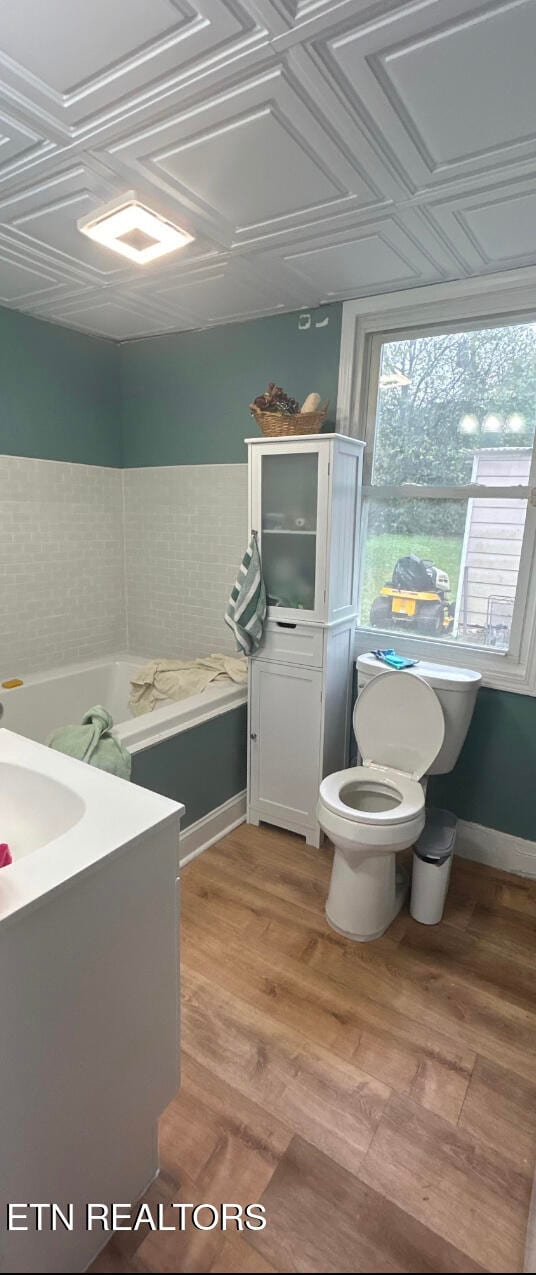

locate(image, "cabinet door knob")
(250, 732), (257, 740)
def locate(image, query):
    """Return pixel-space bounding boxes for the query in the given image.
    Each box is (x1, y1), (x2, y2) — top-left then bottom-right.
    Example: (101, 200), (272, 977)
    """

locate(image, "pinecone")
(252, 383), (300, 415)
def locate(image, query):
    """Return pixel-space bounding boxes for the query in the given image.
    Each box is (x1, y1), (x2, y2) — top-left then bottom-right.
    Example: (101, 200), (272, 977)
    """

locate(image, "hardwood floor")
(91, 823), (536, 1274)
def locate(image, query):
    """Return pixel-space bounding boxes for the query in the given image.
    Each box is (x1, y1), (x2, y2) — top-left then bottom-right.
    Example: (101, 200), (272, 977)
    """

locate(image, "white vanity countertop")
(0, 727), (183, 928)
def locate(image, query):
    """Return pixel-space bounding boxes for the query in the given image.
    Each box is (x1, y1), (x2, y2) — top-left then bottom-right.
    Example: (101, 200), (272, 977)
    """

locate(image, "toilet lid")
(353, 670), (445, 780)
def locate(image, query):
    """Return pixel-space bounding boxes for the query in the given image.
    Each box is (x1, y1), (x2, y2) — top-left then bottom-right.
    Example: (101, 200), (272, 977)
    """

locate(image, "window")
(354, 316), (536, 670)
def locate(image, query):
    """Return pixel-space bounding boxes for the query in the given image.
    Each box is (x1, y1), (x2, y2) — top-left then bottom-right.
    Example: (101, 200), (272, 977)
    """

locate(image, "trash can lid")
(415, 807), (457, 859)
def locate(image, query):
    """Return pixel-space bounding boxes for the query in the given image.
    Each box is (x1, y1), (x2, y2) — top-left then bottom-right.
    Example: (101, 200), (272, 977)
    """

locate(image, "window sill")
(353, 625), (535, 697)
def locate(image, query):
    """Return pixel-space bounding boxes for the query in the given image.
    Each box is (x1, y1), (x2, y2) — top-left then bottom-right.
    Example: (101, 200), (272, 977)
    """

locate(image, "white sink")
(0, 762), (85, 859)
(0, 728), (184, 926)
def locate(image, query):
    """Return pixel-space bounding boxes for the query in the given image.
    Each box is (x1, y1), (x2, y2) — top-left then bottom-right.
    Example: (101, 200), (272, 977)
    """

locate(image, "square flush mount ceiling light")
(78, 193), (194, 264)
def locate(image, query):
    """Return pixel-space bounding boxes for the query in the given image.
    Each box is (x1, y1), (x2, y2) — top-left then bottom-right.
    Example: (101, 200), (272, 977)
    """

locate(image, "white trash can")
(410, 808), (457, 925)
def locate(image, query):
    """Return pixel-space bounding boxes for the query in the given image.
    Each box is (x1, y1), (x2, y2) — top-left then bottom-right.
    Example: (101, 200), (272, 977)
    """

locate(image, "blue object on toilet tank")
(371, 648), (419, 671)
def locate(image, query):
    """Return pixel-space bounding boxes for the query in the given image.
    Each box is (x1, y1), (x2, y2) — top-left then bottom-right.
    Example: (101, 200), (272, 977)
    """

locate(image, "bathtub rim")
(118, 681), (248, 753)
(0, 651), (141, 709)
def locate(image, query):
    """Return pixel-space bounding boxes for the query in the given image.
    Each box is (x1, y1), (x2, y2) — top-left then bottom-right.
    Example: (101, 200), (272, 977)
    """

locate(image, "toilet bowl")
(317, 670), (445, 941)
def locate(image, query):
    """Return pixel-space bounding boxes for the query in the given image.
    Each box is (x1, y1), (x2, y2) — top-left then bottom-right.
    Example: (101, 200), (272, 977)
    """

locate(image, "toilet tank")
(356, 655), (481, 775)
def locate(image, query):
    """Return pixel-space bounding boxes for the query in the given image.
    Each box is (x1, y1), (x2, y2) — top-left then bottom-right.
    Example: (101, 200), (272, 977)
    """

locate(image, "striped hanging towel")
(225, 531), (267, 655)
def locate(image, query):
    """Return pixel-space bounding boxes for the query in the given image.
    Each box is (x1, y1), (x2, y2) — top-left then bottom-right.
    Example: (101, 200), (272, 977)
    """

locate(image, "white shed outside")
(455, 447), (531, 646)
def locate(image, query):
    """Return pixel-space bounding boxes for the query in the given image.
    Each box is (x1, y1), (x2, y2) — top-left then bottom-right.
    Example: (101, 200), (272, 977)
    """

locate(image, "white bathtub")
(0, 653), (248, 753)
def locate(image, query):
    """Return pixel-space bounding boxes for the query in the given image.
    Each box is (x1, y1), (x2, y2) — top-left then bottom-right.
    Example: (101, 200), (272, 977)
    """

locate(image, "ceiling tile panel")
(5, 196), (125, 280)
(30, 289), (181, 340)
(135, 256), (287, 325)
(0, 240), (70, 303)
(0, 0), (189, 95)
(426, 175), (536, 274)
(286, 231), (416, 292)
(156, 110), (340, 225)
(374, 0), (536, 179)
(0, 0), (264, 135)
(103, 64), (384, 248)
(261, 210), (454, 302)
(0, 108), (55, 181)
(322, 0), (536, 194)
(462, 192), (536, 267)
(0, 167), (131, 279)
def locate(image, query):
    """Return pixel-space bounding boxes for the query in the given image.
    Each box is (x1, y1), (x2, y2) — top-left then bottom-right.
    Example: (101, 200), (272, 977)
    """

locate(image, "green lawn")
(359, 533), (464, 626)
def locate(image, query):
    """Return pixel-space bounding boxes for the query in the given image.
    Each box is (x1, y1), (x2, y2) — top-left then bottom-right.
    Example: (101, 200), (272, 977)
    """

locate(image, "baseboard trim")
(456, 818), (536, 878)
(179, 790), (246, 867)
(177, 800), (536, 877)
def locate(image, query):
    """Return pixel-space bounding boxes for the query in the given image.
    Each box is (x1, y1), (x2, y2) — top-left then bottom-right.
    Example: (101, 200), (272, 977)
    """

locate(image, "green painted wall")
(119, 304), (342, 466)
(131, 703), (247, 829)
(429, 687), (535, 842)
(0, 306), (121, 466)
(0, 302), (341, 468)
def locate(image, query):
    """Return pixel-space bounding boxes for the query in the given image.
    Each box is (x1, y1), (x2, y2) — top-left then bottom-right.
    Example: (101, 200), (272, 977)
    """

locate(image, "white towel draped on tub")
(129, 653), (248, 716)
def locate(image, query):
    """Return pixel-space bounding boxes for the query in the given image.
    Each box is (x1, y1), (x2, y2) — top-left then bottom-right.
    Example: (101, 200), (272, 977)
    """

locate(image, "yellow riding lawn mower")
(370, 555), (455, 638)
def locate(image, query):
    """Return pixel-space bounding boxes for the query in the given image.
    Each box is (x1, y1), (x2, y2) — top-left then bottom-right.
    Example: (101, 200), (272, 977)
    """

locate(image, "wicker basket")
(250, 402), (328, 438)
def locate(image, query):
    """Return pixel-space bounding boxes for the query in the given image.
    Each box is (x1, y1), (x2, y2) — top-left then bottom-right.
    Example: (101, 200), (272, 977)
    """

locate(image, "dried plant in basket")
(250, 383), (328, 437)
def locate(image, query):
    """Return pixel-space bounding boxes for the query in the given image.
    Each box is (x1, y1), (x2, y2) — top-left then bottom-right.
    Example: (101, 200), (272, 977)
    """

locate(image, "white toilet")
(317, 657), (481, 942)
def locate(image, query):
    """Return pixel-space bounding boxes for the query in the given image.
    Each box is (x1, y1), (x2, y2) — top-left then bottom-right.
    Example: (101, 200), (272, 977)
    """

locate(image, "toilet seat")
(354, 669), (444, 779)
(319, 765), (424, 826)
(318, 671), (445, 833)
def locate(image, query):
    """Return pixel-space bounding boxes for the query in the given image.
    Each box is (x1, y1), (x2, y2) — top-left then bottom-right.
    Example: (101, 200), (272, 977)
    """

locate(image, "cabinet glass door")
(261, 451), (318, 613)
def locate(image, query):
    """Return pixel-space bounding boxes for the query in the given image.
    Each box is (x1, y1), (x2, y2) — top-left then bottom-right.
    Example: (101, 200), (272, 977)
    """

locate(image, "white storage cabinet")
(247, 434), (364, 846)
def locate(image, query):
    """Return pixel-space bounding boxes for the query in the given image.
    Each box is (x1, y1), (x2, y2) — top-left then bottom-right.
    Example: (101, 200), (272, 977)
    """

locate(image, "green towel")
(225, 532), (267, 655)
(46, 705), (131, 781)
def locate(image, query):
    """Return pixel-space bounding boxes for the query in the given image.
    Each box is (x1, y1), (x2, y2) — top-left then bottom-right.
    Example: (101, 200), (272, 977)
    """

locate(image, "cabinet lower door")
(249, 660), (322, 832)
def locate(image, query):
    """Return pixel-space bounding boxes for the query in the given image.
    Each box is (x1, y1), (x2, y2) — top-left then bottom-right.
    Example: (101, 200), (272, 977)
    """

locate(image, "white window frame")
(337, 268), (536, 695)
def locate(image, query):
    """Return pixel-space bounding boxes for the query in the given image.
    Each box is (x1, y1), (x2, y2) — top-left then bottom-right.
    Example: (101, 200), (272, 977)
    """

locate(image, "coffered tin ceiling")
(0, 0), (534, 339)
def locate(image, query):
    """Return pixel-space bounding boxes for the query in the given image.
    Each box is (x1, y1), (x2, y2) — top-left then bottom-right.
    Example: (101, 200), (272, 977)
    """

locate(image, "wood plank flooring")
(91, 823), (536, 1274)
